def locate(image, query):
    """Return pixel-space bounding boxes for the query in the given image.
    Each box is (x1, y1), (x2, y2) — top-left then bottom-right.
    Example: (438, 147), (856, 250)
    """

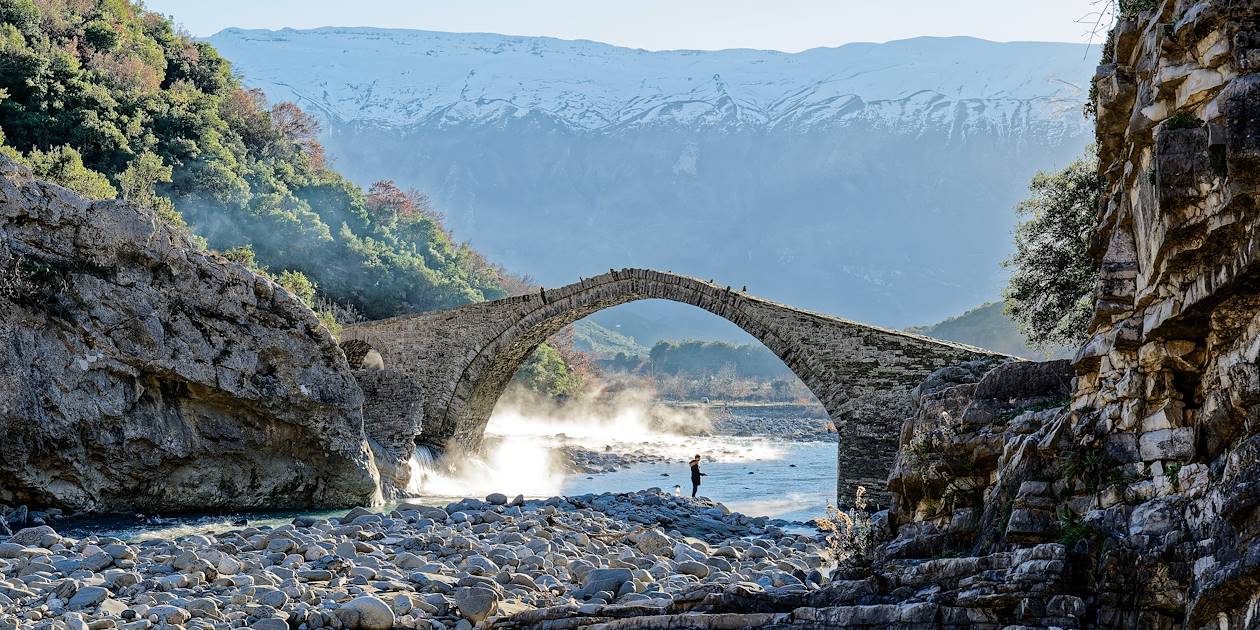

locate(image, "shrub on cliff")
(0, 0), (507, 319)
(1003, 153), (1103, 351)
(21, 145), (117, 200)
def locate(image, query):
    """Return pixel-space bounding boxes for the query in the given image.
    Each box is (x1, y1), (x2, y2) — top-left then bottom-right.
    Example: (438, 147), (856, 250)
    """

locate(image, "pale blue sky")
(146, 1), (1108, 51)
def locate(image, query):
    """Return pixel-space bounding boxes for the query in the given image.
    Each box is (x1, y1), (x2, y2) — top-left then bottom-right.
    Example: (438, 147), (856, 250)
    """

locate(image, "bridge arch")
(343, 269), (1000, 501)
(443, 272), (838, 448)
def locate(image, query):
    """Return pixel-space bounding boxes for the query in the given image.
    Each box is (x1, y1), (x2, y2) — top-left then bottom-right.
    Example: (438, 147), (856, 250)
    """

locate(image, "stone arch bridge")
(341, 268), (1002, 503)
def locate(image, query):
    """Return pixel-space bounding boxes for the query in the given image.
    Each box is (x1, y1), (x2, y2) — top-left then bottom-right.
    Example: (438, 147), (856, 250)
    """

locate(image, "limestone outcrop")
(1074, 0), (1260, 625)
(0, 155), (379, 513)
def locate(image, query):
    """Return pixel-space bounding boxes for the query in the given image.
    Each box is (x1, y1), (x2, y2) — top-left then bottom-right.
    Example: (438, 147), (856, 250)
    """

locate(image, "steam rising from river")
(405, 387), (786, 499)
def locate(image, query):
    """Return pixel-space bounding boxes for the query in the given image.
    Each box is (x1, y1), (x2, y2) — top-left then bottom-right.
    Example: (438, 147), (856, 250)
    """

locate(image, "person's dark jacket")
(690, 462), (705, 484)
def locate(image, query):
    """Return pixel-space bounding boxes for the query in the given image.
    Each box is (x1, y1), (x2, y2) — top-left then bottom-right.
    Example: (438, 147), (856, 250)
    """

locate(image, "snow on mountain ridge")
(209, 27), (1094, 133)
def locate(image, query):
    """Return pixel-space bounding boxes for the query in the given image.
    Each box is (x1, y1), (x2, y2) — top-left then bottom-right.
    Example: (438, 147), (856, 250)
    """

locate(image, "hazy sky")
(147, 1), (1108, 51)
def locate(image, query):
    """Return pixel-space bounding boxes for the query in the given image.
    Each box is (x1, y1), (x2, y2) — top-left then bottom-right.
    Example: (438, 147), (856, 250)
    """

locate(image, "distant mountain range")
(208, 27), (1095, 334)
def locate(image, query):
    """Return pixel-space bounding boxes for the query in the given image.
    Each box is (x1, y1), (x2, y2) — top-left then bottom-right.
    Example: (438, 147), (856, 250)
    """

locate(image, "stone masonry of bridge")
(341, 268), (1004, 505)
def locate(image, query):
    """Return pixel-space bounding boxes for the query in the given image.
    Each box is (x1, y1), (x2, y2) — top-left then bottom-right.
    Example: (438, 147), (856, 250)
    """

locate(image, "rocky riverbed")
(0, 490), (829, 630)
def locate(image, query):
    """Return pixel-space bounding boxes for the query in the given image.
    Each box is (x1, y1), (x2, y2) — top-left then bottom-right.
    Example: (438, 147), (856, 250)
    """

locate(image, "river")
(59, 402), (838, 540)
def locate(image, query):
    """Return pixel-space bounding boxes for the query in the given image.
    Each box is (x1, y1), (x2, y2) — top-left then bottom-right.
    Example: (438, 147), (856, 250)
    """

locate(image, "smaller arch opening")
(340, 338), (384, 370)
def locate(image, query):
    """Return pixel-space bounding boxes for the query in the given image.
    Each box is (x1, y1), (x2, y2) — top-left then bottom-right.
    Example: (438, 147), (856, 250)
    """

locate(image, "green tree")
(1003, 153), (1104, 350)
(83, 18), (120, 51)
(0, 0), (38, 35)
(515, 342), (582, 398)
(222, 244), (261, 271)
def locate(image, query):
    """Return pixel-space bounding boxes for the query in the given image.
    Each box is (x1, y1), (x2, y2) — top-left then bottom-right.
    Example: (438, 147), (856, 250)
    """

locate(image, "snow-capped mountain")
(209, 27), (1096, 332)
(211, 28), (1088, 134)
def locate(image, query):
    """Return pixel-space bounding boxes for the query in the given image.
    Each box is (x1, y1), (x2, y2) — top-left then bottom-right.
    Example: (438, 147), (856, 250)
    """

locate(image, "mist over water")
(404, 387), (832, 521)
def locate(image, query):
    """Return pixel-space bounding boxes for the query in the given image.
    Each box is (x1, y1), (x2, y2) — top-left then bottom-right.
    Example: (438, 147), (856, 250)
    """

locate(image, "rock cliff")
(1072, 0), (1260, 624)
(0, 155), (380, 514)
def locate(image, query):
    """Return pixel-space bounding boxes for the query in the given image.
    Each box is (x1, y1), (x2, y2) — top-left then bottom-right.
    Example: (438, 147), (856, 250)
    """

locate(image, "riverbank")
(0, 490), (828, 630)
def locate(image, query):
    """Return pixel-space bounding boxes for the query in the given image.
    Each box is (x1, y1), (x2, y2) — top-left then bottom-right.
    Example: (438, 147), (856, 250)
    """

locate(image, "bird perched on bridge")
(742, 285), (747, 292)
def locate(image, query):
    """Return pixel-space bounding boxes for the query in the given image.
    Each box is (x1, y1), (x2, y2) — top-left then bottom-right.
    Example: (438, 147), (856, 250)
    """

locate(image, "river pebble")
(0, 490), (826, 629)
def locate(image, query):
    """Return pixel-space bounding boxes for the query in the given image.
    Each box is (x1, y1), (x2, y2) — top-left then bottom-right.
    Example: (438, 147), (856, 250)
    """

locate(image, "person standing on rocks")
(689, 454), (707, 498)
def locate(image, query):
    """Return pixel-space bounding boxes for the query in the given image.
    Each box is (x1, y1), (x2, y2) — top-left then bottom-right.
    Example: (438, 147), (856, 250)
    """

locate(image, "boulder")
(465, 555), (499, 576)
(632, 528), (674, 557)
(453, 586), (500, 623)
(972, 359), (1073, 401)
(677, 560), (710, 578)
(574, 568), (633, 600)
(255, 588), (289, 609)
(7, 525), (58, 547)
(147, 605), (191, 625)
(335, 595), (395, 630)
(0, 155), (379, 513)
(67, 585), (109, 610)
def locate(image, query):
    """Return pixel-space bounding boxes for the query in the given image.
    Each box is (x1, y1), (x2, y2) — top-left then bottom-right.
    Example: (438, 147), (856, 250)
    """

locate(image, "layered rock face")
(882, 360), (1074, 560)
(1075, 0), (1260, 626)
(0, 156), (379, 513)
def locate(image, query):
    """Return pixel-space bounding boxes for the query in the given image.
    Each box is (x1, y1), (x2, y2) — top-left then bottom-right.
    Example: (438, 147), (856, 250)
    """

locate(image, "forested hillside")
(907, 302), (1071, 360)
(0, 0), (507, 320)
